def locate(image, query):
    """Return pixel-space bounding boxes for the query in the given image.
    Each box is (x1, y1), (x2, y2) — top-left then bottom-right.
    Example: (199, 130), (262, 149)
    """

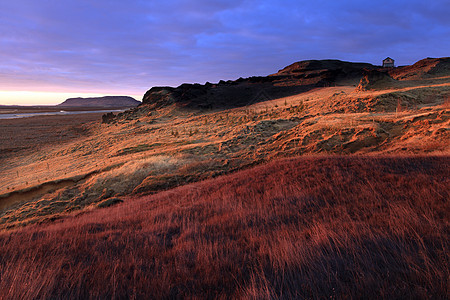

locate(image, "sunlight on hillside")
(0, 57), (449, 299)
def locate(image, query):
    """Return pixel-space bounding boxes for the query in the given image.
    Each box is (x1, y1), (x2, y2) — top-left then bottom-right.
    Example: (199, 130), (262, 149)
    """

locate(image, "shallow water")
(0, 109), (124, 120)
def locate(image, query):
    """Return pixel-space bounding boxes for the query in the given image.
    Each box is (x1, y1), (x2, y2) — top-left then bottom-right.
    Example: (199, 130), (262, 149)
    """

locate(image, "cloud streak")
(0, 0), (449, 103)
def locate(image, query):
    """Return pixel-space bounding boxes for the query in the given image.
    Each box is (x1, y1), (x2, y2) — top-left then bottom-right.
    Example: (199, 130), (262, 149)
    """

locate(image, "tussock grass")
(0, 155), (448, 299)
(84, 155), (186, 194)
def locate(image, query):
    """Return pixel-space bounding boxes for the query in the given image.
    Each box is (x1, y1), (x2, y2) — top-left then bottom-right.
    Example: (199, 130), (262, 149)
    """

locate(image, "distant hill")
(58, 96), (140, 107)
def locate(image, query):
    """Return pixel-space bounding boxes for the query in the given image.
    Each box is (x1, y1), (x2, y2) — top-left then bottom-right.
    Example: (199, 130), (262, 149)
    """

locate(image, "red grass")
(0, 155), (449, 298)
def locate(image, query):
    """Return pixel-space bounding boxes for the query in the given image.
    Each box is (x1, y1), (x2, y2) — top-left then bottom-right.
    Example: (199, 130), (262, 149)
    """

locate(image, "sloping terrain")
(141, 59), (375, 109)
(0, 57), (449, 229)
(0, 156), (448, 298)
(389, 57), (450, 80)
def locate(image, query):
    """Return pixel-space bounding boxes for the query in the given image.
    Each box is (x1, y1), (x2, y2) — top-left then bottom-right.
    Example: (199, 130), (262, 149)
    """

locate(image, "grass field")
(1, 155), (448, 299)
(0, 59), (449, 298)
(1, 85), (448, 229)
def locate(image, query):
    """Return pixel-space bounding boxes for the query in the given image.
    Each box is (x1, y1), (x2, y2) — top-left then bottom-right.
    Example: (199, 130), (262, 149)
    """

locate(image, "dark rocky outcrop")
(141, 57), (449, 110)
(59, 96), (140, 108)
(101, 112), (116, 124)
(142, 60), (377, 109)
(356, 69), (398, 91)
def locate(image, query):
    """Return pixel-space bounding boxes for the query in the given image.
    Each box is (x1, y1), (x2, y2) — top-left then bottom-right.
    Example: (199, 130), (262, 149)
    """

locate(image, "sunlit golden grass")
(83, 155), (187, 195)
(1, 155), (448, 299)
(0, 81), (448, 228)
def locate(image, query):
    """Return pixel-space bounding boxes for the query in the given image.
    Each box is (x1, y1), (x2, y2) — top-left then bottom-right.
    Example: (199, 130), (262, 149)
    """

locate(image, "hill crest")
(142, 57), (449, 109)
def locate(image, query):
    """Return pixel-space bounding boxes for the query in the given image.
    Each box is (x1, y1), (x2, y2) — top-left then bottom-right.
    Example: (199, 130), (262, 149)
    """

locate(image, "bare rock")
(101, 112), (116, 124)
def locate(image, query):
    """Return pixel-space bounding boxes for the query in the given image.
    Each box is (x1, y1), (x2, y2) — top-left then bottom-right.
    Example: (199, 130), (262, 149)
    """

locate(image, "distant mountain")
(58, 96), (140, 107)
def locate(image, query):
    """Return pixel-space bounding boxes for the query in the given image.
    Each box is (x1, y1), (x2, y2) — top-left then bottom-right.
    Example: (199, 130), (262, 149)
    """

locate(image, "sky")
(0, 0), (449, 105)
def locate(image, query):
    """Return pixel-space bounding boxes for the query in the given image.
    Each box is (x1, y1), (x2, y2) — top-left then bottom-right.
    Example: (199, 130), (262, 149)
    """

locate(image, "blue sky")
(0, 0), (449, 104)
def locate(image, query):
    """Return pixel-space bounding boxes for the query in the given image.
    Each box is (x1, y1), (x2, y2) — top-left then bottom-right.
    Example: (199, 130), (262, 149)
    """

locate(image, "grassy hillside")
(0, 58), (449, 229)
(1, 155), (448, 298)
(1, 85), (448, 229)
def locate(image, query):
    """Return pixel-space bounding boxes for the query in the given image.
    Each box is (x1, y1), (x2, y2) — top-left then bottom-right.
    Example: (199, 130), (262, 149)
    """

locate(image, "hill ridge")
(142, 57), (450, 109)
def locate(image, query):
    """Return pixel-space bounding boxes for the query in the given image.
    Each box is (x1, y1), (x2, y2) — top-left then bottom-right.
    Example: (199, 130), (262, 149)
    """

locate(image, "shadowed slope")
(141, 59), (376, 109)
(0, 155), (448, 299)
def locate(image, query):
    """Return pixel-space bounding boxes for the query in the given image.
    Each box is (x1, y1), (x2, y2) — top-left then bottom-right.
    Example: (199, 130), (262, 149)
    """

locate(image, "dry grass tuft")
(84, 155), (186, 195)
(0, 155), (448, 299)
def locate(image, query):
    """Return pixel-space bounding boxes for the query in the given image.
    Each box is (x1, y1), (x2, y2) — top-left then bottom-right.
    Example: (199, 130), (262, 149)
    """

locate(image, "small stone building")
(382, 57), (395, 67)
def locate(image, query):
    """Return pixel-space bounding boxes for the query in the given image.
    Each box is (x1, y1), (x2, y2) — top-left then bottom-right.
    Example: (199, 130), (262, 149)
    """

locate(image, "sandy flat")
(0, 113), (104, 158)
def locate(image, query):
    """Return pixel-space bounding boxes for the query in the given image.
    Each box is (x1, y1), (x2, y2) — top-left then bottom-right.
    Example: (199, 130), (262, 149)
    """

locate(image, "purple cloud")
(0, 0), (449, 102)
